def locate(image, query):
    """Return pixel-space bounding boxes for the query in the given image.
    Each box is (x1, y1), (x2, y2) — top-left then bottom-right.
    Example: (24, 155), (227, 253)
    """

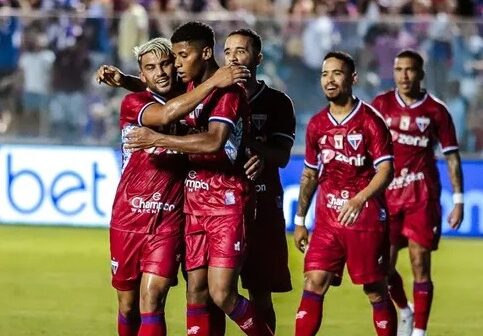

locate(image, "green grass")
(0, 225), (482, 335)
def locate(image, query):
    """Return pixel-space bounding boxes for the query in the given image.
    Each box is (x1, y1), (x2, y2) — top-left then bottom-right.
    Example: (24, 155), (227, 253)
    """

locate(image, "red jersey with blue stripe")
(305, 98), (393, 231)
(110, 90), (185, 235)
(371, 90), (459, 206)
(182, 82), (251, 216)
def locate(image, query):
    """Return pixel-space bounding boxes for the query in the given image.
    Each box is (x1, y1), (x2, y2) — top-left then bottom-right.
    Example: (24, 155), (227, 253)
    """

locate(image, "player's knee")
(363, 281), (388, 303)
(187, 281), (209, 304)
(118, 297), (138, 317)
(140, 286), (168, 312)
(209, 287), (234, 311)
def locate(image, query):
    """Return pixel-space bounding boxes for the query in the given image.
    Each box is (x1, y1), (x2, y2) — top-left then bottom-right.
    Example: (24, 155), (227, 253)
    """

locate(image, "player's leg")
(295, 270), (334, 336)
(387, 211), (413, 336)
(346, 228), (397, 336)
(138, 273), (170, 336)
(408, 240), (432, 336)
(110, 228), (144, 335)
(248, 289), (275, 333)
(208, 266), (272, 335)
(117, 290), (141, 336)
(402, 201), (441, 336)
(363, 281), (397, 336)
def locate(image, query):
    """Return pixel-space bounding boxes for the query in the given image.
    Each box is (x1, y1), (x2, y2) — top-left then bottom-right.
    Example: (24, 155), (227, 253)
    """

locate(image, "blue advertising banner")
(0, 145), (482, 237)
(280, 156), (483, 237)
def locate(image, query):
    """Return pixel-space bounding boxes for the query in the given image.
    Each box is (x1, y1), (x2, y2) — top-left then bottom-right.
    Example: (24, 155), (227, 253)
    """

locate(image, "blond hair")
(133, 37), (173, 65)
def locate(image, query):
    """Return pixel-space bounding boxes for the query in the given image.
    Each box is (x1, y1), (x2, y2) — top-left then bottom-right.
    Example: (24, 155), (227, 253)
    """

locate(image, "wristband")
(453, 193), (464, 204)
(294, 215), (306, 227)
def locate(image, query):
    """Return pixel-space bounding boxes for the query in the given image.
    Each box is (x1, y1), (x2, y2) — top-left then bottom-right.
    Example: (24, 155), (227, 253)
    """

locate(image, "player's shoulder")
(360, 100), (388, 127)
(372, 90), (396, 105)
(425, 91), (450, 112)
(121, 90), (154, 106)
(262, 83), (293, 103)
(308, 106), (329, 126)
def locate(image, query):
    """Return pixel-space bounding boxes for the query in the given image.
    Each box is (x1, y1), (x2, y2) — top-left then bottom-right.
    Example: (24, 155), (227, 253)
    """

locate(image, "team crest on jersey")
(334, 134), (344, 149)
(251, 114), (267, 130)
(399, 116), (411, 131)
(415, 116), (430, 133)
(347, 133), (363, 150)
(111, 259), (119, 274)
(189, 103), (203, 119)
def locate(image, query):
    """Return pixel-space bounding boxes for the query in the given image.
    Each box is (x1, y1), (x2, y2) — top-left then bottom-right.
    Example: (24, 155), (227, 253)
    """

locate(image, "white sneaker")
(397, 303), (414, 336)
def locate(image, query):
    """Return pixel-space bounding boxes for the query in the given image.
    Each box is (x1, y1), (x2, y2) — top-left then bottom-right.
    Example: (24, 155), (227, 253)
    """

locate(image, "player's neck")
(246, 77), (260, 98)
(329, 95), (356, 121)
(398, 87), (424, 106)
(198, 61), (219, 85)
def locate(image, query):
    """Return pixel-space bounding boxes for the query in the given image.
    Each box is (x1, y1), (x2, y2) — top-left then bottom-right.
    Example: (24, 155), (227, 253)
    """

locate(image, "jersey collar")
(148, 88), (167, 105)
(395, 89), (428, 109)
(327, 97), (362, 126)
(248, 81), (266, 103)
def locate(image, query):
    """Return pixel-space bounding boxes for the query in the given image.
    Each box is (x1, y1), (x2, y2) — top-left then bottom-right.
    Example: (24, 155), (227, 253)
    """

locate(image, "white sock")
(400, 306), (413, 319)
(412, 328), (426, 336)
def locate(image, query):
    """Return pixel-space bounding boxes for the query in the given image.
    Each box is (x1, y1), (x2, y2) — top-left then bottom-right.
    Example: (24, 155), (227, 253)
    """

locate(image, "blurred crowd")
(0, 0), (482, 153)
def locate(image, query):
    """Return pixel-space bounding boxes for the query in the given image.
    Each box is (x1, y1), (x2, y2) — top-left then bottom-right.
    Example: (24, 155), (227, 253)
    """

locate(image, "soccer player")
(124, 22), (273, 336)
(108, 37), (250, 336)
(293, 51), (398, 336)
(371, 50), (464, 336)
(223, 29), (295, 333)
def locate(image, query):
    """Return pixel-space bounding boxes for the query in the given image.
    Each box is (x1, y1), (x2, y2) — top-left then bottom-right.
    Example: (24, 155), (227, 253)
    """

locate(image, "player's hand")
(124, 127), (160, 150)
(294, 225), (309, 253)
(211, 64), (250, 88)
(447, 203), (464, 230)
(244, 154), (264, 181)
(96, 65), (125, 87)
(338, 195), (365, 226)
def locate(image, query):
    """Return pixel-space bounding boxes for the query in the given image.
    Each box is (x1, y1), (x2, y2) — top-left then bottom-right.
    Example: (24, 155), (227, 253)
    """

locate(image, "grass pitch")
(0, 225), (482, 335)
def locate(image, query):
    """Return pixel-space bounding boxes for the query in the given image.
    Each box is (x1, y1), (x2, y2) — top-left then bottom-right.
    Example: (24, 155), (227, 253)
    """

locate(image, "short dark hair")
(396, 49), (424, 70)
(323, 51), (356, 74)
(228, 29), (262, 55)
(171, 21), (215, 48)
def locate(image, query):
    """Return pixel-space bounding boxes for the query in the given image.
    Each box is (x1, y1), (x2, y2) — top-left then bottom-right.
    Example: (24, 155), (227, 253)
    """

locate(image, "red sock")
(228, 295), (273, 336)
(371, 298), (397, 336)
(388, 271), (409, 309)
(187, 304), (210, 336)
(118, 312), (140, 336)
(413, 281), (433, 330)
(295, 290), (324, 336)
(138, 312), (166, 336)
(208, 301), (226, 336)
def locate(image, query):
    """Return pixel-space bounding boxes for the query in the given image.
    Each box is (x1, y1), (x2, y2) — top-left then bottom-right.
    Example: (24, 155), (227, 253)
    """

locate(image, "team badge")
(347, 133), (363, 150)
(334, 134), (344, 149)
(111, 259), (119, 274)
(399, 116), (411, 131)
(189, 103), (203, 119)
(415, 116), (430, 133)
(251, 114), (267, 130)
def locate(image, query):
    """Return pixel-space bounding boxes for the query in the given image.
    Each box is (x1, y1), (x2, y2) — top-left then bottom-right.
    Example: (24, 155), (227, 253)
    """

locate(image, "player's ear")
(352, 71), (358, 85)
(202, 46), (213, 60)
(256, 52), (263, 66)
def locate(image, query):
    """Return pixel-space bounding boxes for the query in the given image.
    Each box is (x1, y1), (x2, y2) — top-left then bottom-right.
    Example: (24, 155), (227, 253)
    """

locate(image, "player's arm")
(445, 151), (464, 229)
(338, 160), (394, 226)
(125, 121), (231, 154)
(294, 167), (318, 253)
(96, 65), (146, 92)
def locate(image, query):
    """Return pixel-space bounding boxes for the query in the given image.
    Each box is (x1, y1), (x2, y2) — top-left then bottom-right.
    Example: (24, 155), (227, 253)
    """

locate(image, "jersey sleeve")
(304, 117), (320, 170)
(434, 103), (459, 154)
(367, 110), (394, 167)
(269, 93), (296, 144)
(208, 87), (243, 131)
(120, 93), (155, 128)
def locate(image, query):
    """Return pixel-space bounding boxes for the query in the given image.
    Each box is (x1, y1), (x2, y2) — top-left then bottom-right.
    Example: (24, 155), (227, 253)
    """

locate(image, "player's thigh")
(185, 215), (208, 271)
(345, 229), (388, 285)
(110, 228), (145, 291)
(403, 200), (442, 250)
(206, 214), (245, 269)
(388, 206), (408, 249)
(304, 224), (345, 275)
(141, 232), (182, 280)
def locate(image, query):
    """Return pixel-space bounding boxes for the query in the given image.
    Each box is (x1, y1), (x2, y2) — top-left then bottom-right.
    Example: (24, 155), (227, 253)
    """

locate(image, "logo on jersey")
(321, 149), (366, 167)
(130, 192), (176, 213)
(189, 103), (203, 119)
(393, 131), (429, 148)
(326, 191), (350, 211)
(251, 114), (267, 130)
(347, 133), (363, 150)
(318, 135), (327, 148)
(388, 168), (425, 190)
(255, 184), (266, 193)
(185, 171), (210, 192)
(225, 190), (236, 205)
(415, 116), (430, 133)
(334, 134), (344, 149)
(111, 259), (119, 274)
(234, 241), (241, 252)
(399, 116), (411, 131)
